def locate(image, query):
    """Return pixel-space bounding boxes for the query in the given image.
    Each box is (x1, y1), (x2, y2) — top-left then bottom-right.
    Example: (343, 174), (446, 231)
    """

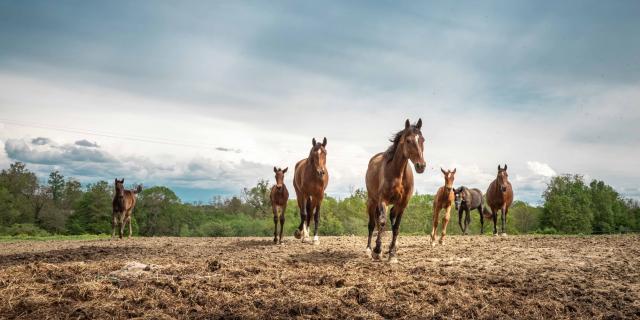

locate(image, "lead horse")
(486, 164), (513, 236)
(293, 138), (329, 244)
(365, 119), (426, 262)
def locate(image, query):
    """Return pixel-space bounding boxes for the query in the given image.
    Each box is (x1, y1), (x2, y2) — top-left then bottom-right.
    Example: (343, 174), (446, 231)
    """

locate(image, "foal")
(270, 167), (289, 244)
(431, 168), (456, 246)
(112, 179), (142, 239)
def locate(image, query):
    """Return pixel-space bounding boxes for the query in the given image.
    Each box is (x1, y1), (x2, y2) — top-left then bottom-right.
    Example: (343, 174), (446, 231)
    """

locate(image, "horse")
(112, 178), (142, 239)
(293, 137), (329, 244)
(430, 168), (456, 246)
(486, 164), (514, 236)
(453, 186), (487, 234)
(270, 167), (289, 244)
(365, 119), (426, 262)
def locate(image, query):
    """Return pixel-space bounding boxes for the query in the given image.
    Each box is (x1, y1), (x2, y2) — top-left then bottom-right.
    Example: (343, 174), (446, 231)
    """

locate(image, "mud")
(1, 235), (639, 319)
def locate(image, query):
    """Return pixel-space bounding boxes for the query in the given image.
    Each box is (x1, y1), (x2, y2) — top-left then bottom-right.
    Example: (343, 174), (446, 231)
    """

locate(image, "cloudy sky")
(1, 1), (638, 203)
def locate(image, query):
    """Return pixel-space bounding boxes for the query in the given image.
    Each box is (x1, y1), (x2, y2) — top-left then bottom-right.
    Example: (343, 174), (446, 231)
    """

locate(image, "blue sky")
(0, 1), (639, 203)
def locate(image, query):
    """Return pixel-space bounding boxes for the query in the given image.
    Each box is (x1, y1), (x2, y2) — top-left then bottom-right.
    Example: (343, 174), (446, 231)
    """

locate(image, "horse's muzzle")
(500, 186), (507, 192)
(317, 169), (325, 177)
(414, 162), (426, 173)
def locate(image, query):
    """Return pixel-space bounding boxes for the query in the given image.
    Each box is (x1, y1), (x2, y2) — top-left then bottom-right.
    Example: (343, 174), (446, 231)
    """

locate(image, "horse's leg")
(279, 204), (286, 244)
(304, 197), (313, 241)
(492, 207), (498, 236)
(111, 212), (117, 239)
(273, 206), (279, 243)
(389, 206), (396, 228)
(479, 208), (484, 235)
(458, 206), (464, 233)
(366, 201), (376, 257)
(295, 197), (307, 241)
(464, 208), (471, 235)
(388, 208), (404, 263)
(373, 203), (387, 260)
(119, 213), (125, 239)
(439, 205), (452, 245)
(430, 206), (440, 247)
(126, 213), (132, 239)
(312, 202), (321, 245)
(501, 206), (508, 236)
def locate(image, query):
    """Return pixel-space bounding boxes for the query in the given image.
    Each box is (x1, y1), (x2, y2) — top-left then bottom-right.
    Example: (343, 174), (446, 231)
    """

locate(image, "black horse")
(454, 186), (489, 234)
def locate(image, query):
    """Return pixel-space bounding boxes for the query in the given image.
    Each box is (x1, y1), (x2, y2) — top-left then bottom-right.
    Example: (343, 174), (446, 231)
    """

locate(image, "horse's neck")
(386, 146), (408, 181)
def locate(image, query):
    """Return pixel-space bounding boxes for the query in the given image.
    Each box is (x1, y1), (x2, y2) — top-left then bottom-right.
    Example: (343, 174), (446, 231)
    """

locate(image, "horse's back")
(470, 188), (483, 208)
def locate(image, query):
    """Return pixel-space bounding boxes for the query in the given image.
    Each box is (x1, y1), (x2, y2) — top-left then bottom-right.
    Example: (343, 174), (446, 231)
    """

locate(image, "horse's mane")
(384, 125), (420, 163)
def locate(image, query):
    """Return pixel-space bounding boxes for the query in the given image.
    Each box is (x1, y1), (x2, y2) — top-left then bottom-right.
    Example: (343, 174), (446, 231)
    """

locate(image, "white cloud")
(526, 161), (556, 177)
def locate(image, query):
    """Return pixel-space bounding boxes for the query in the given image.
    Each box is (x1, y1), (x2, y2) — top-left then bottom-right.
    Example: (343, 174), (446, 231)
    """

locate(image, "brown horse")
(431, 168), (456, 246)
(293, 137), (329, 244)
(365, 119), (426, 262)
(486, 164), (514, 236)
(270, 167), (289, 244)
(112, 179), (142, 239)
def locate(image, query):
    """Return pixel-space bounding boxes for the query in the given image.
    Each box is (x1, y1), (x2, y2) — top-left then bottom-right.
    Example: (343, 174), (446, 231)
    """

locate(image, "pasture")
(1, 235), (639, 319)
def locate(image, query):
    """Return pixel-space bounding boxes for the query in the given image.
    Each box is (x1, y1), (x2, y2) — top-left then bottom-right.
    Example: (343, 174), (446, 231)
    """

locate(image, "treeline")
(0, 162), (638, 237)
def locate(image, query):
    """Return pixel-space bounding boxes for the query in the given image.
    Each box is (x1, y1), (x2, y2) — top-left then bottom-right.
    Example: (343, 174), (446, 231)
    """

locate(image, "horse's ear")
(121, 178), (124, 183)
(498, 165), (502, 171)
(416, 118), (422, 129)
(504, 164), (507, 171)
(452, 168), (456, 174)
(283, 167), (288, 173)
(312, 138), (317, 146)
(440, 167), (446, 175)
(274, 166), (277, 173)
(114, 178), (118, 183)
(322, 137), (327, 147)
(405, 119), (410, 129)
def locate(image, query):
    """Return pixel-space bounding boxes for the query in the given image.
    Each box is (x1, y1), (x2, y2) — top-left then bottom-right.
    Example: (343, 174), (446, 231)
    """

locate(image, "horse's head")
(440, 167), (456, 193)
(273, 166), (288, 189)
(309, 137), (327, 177)
(114, 178), (125, 197)
(401, 118), (426, 173)
(497, 164), (509, 192)
(454, 186), (465, 210)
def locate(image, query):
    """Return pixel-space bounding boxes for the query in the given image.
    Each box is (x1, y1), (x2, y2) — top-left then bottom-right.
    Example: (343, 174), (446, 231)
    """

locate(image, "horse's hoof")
(273, 238), (278, 244)
(294, 230), (302, 239)
(430, 240), (436, 247)
(365, 248), (372, 258)
(493, 233), (498, 237)
(388, 256), (399, 264)
(501, 233), (507, 237)
(371, 252), (381, 261)
(313, 240), (319, 245)
(439, 240), (445, 246)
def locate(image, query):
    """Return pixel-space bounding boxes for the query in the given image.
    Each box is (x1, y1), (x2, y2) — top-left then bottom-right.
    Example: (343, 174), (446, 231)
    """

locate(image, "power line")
(0, 118), (239, 152)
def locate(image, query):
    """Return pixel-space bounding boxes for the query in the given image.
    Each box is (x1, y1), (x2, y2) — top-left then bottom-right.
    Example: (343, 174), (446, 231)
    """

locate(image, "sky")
(0, 1), (638, 204)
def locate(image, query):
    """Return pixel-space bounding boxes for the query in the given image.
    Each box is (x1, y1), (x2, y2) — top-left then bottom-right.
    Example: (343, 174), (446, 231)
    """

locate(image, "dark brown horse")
(453, 186), (487, 234)
(365, 119), (426, 262)
(431, 168), (456, 246)
(486, 164), (514, 236)
(270, 167), (289, 244)
(293, 138), (329, 244)
(112, 179), (142, 239)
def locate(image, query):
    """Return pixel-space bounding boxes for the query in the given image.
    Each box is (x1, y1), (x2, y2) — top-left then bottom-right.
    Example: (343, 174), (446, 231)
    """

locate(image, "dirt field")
(1, 235), (639, 319)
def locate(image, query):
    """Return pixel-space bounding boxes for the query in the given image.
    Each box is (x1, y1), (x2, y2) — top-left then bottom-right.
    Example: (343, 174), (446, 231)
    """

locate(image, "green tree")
(542, 175), (593, 234)
(136, 186), (181, 236)
(242, 179), (271, 217)
(67, 181), (112, 234)
(48, 170), (65, 204)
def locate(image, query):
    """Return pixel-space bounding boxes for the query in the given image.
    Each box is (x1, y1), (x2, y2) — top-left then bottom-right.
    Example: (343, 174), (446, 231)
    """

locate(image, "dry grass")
(1, 235), (639, 319)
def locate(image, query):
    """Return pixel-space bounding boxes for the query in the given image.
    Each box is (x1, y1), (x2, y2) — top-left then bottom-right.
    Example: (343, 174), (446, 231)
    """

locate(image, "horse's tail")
(134, 185), (143, 194)
(482, 207), (494, 219)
